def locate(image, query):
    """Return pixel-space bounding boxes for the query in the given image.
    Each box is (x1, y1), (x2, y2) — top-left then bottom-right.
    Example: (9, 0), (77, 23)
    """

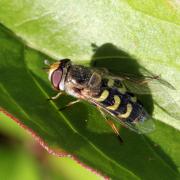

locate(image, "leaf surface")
(0, 1), (180, 179)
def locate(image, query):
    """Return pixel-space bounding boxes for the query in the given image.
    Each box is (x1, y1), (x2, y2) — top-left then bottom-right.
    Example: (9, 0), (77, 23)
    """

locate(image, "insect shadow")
(90, 43), (178, 119)
(91, 43), (154, 114)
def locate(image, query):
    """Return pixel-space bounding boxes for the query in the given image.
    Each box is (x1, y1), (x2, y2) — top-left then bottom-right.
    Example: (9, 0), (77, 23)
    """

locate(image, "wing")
(107, 73), (175, 94)
(88, 96), (155, 134)
(106, 73), (180, 121)
(83, 85), (155, 134)
(107, 108), (155, 134)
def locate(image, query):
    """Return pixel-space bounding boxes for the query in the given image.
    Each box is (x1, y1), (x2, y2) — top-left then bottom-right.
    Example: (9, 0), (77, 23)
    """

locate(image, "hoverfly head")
(47, 59), (71, 90)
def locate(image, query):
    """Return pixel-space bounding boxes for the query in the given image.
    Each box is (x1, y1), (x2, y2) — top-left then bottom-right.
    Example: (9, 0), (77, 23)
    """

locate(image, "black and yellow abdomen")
(93, 78), (149, 125)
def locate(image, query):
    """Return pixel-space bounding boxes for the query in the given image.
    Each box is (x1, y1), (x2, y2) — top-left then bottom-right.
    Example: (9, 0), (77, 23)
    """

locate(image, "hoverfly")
(45, 59), (179, 141)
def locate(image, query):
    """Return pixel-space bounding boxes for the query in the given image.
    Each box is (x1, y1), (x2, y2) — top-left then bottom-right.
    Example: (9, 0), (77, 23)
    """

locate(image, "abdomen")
(91, 78), (153, 133)
(94, 85), (147, 122)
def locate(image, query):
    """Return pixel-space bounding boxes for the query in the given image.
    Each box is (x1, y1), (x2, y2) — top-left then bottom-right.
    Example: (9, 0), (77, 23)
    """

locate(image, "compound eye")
(51, 69), (62, 89)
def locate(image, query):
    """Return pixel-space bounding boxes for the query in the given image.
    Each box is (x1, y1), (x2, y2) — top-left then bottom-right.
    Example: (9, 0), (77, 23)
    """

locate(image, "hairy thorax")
(64, 65), (102, 98)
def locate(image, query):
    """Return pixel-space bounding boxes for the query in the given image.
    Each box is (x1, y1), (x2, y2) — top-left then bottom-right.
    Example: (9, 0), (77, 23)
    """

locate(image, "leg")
(48, 92), (63, 101)
(107, 120), (123, 143)
(59, 99), (80, 111)
(98, 107), (123, 143)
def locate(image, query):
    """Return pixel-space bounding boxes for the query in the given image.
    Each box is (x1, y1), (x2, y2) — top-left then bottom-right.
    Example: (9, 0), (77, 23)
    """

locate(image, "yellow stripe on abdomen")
(118, 103), (133, 118)
(107, 79), (114, 87)
(131, 96), (137, 103)
(118, 84), (126, 94)
(107, 95), (121, 111)
(93, 90), (109, 102)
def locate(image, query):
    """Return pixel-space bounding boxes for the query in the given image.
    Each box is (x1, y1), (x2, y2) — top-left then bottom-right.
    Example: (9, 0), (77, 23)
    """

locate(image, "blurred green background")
(0, 112), (101, 180)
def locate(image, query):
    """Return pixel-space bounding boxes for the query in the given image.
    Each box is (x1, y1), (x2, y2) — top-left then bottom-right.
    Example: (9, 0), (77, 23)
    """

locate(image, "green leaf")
(0, 1), (180, 179)
(0, 112), (102, 180)
(0, 147), (40, 180)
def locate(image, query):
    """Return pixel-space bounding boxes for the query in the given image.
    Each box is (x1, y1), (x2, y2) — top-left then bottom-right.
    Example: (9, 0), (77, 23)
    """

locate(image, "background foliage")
(0, 112), (100, 180)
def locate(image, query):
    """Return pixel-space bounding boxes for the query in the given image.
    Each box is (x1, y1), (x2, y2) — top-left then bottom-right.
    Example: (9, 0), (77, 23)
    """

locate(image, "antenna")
(44, 59), (50, 66)
(43, 59), (50, 72)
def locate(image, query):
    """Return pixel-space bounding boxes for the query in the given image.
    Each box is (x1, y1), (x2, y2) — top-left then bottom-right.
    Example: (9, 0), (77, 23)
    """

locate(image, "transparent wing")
(108, 73), (180, 120)
(108, 73), (175, 94)
(92, 92), (156, 134)
(85, 77), (156, 134)
(105, 106), (155, 134)
(115, 116), (155, 134)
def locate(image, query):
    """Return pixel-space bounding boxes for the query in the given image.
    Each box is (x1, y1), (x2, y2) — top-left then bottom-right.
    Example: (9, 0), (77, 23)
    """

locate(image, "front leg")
(59, 99), (80, 111)
(47, 92), (63, 101)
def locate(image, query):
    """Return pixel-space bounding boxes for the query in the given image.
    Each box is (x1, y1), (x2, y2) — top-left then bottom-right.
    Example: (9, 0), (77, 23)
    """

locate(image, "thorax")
(64, 65), (98, 98)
